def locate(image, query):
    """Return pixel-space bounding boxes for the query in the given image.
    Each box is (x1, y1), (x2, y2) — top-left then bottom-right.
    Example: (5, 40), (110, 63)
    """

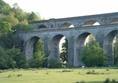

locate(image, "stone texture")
(19, 12), (118, 67)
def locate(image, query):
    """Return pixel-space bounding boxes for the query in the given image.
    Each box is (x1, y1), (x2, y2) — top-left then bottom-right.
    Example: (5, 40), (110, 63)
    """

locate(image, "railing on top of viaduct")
(31, 12), (118, 29)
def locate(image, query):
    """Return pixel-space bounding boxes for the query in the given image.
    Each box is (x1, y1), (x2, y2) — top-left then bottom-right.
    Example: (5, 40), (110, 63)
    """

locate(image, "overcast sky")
(3, 0), (118, 19)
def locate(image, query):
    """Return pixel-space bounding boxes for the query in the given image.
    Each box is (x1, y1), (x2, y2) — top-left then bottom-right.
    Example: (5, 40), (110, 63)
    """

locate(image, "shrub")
(0, 46), (12, 69)
(81, 40), (107, 67)
(104, 78), (110, 83)
(48, 59), (61, 68)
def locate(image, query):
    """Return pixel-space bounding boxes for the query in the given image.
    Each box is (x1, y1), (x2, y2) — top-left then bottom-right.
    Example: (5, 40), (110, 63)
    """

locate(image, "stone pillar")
(67, 36), (74, 67)
(42, 36), (50, 67)
(48, 39), (60, 63)
(96, 32), (114, 65)
(104, 43), (114, 65)
(74, 43), (84, 67)
(24, 40), (34, 60)
(95, 31), (104, 47)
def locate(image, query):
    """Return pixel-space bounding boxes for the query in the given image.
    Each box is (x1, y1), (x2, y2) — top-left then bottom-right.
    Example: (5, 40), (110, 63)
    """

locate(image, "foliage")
(0, 46), (13, 69)
(104, 78), (118, 83)
(7, 47), (26, 68)
(60, 38), (68, 66)
(0, 0), (42, 69)
(113, 38), (118, 65)
(0, 0), (10, 15)
(13, 24), (36, 32)
(48, 59), (61, 68)
(81, 40), (107, 67)
(28, 39), (45, 68)
(0, 20), (12, 36)
(1, 15), (19, 26)
(26, 12), (41, 23)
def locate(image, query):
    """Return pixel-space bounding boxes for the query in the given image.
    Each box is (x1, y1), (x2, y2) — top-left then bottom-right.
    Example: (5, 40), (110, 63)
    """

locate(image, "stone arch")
(103, 30), (118, 65)
(84, 20), (100, 27)
(74, 32), (96, 66)
(60, 22), (74, 28)
(25, 36), (43, 60)
(48, 34), (68, 65)
(37, 25), (47, 29)
(111, 18), (118, 24)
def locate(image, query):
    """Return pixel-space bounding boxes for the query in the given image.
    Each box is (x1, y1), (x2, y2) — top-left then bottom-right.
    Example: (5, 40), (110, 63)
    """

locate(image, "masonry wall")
(19, 12), (118, 67)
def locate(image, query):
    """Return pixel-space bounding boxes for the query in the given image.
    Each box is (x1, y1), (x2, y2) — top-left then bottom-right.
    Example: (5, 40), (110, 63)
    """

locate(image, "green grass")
(0, 68), (118, 83)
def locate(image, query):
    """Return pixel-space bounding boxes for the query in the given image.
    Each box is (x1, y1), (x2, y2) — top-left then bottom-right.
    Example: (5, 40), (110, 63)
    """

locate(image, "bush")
(104, 78), (118, 83)
(81, 40), (107, 67)
(48, 59), (61, 68)
(7, 47), (26, 68)
(0, 46), (12, 69)
(28, 59), (43, 68)
(104, 78), (110, 83)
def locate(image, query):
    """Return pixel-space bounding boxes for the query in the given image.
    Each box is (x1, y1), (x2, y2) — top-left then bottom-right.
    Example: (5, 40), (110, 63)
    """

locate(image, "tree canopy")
(81, 40), (107, 67)
(0, 0), (44, 69)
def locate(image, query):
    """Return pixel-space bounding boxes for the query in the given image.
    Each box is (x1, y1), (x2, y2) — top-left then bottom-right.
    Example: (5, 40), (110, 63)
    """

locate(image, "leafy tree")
(11, 3), (27, 22)
(7, 47), (26, 68)
(0, 0), (43, 69)
(0, 0), (10, 15)
(0, 20), (15, 49)
(13, 24), (36, 32)
(81, 40), (107, 67)
(60, 38), (68, 66)
(29, 39), (45, 68)
(48, 59), (61, 68)
(0, 20), (12, 36)
(0, 46), (12, 69)
(1, 15), (19, 26)
(27, 12), (41, 23)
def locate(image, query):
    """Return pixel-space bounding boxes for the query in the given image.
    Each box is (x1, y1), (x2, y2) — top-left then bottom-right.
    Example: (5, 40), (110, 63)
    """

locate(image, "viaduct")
(19, 12), (118, 67)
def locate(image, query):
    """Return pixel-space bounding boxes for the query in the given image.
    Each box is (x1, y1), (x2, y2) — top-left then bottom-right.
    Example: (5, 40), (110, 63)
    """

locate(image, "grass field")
(0, 68), (118, 83)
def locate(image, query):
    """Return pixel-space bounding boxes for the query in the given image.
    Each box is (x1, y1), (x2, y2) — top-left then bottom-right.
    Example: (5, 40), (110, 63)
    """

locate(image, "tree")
(2, 15), (19, 26)
(0, 20), (15, 49)
(60, 38), (68, 65)
(0, 0), (43, 69)
(0, 46), (12, 69)
(27, 12), (41, 23)
(13, 24), (36, 32)
(11, 3), (27, 22)
(81, 40), (107, 67)
(28, 39), (45, 68)
(0, 0), (10, 15)
(0, 20), (12, 36)
(7, 47), (26, 68)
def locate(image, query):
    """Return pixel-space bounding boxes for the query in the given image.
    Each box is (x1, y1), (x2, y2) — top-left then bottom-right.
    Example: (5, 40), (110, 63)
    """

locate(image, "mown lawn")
(0, 68), (118, 83)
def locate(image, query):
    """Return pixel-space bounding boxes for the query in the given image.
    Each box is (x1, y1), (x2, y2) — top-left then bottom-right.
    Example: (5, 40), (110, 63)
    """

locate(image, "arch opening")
(77, 33), (96, 46)
(25, 36), (45, 66)
(37, 25), (47, 29)
(84, 20), (100, 27)
(104, 30), (118, 65)
(60, 22), (74, 28)
(75, 32), (96, 66)
(49, 35), (68, 67)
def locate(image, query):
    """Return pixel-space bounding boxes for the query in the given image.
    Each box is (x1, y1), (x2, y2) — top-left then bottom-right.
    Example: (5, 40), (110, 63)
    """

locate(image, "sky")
(3, 0), (118, 19)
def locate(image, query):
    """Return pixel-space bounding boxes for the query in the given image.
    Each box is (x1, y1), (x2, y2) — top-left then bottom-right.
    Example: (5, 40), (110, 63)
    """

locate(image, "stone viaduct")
(19, 12), (118, 67)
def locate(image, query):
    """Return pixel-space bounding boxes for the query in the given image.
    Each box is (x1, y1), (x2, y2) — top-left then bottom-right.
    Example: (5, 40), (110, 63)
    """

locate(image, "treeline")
(0, 0), (44, 69)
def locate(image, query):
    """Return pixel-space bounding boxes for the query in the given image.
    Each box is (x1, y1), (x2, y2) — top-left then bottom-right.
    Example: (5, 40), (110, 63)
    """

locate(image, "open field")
(0, 68), (118, 83)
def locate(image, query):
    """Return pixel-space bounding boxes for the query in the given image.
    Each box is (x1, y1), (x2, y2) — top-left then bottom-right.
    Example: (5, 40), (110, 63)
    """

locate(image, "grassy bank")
(0, 68), (118, 83)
